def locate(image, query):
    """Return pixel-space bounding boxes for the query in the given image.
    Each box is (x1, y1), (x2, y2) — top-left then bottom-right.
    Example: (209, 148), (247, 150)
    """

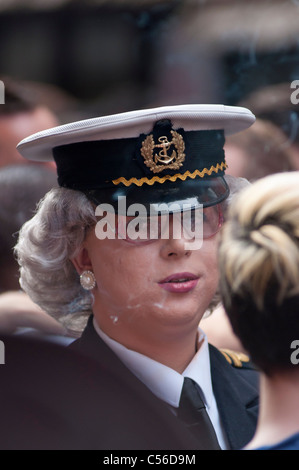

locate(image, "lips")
(158, 272), (199, 293)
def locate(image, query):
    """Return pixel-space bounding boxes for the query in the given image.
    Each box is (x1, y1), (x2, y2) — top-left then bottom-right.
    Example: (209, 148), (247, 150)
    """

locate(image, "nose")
(159, 215), (192, 259)
(160, 239), (192, 259)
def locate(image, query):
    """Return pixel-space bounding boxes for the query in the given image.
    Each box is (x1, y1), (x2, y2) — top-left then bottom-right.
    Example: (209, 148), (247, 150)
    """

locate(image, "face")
(77, 213), (220, 348)
(0, 106), (58, 168)
(224, 143), (248, 178)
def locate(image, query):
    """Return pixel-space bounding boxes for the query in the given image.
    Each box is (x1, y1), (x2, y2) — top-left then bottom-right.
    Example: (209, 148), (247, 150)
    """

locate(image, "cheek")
(93, 243), (155, 301)
(206, 248), (219, 279)
(206, 263), (219, 297)
(197, 241), (220, 293)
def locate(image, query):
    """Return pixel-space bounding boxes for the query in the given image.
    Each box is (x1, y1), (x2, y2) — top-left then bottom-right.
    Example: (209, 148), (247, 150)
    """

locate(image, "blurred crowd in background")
(0, 0), (297, 331)
(0, 0), (299, 332)
(0, 0), (299, 451)
(0, 0), (298, 122)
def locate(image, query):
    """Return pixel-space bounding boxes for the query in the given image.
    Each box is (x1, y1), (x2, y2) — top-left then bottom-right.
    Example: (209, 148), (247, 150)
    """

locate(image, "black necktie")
(177, 377), (221, 450)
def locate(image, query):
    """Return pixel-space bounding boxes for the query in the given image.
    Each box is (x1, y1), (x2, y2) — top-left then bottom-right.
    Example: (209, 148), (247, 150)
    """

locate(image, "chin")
(152, 303), (203, 328)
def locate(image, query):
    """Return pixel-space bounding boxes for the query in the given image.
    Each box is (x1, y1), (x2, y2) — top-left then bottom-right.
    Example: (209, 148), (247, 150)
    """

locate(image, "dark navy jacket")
(71, 315), (259, 450)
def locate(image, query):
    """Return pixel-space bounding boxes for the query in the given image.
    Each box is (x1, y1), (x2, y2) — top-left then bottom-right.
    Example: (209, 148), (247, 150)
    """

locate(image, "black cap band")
(53, 126), (226, 191)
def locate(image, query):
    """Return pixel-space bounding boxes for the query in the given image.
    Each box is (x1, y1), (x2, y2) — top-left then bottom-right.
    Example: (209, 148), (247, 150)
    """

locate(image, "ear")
(71, 245), (93, 275)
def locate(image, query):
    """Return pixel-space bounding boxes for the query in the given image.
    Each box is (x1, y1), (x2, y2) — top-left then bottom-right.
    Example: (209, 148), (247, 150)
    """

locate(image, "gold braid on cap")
(112, 162), (227, 187)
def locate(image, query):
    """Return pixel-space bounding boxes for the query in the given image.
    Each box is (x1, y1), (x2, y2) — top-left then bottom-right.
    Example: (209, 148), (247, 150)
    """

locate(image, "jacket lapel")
(73, 316), (259, 450)
(209, 344), (259, 449)
(71, 315), (143, 386)
(71, 315), (203, 449)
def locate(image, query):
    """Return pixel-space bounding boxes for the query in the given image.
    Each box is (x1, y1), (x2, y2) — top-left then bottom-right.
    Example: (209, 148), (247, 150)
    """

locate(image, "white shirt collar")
(92, 317), (213, 409)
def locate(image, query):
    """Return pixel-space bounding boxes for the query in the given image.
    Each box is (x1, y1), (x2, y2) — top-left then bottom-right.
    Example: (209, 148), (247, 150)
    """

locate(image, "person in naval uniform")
(16, 104), (259, 450)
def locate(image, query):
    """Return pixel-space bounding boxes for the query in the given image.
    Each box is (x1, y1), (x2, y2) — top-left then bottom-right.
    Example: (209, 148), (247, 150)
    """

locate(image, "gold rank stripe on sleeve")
(112, 162), (228, 187)
(220, 349), (250, 368)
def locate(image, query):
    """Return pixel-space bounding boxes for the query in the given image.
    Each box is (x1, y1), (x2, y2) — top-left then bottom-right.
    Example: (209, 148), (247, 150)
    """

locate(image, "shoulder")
(254, 432), (299, 450)
(209, 343), (259, 392)
(219, 348), (257, 370)
(209, 343), (257, 370)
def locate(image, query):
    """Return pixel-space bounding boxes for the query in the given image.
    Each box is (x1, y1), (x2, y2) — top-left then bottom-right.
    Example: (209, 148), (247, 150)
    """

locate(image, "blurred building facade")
(0, 0), (298, 126)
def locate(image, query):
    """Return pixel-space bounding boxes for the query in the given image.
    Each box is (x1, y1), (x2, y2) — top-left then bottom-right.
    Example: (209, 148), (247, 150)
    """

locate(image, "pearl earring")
(80, 270), (96, 291)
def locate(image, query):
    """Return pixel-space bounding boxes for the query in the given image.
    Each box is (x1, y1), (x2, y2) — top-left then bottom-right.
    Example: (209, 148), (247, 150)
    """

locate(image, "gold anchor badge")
(141, 130), (186, 174)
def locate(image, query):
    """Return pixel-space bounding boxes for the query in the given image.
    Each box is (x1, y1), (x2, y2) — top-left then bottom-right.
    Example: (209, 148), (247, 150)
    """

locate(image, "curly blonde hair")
(219, 171), (299, 374)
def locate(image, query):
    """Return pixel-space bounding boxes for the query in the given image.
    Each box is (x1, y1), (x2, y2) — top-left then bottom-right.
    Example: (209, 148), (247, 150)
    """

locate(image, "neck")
(132, 330), (200, 373)
(246, 371), (299, 449)
(96, 315), (200, 373)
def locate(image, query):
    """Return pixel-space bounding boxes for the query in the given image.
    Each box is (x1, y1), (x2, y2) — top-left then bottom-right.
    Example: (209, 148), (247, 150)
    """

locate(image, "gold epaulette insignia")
(220, 348), (250, 368)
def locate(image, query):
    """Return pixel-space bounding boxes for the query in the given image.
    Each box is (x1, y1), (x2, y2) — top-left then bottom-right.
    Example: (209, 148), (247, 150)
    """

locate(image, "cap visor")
(84, 177), (229, 215)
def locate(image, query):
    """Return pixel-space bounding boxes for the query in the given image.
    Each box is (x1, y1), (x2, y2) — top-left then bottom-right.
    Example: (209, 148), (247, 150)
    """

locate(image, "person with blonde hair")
(218, 171), (299, 450)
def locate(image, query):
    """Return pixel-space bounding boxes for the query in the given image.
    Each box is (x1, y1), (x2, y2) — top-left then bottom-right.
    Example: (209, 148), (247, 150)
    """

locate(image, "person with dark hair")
(0, 164), (65, 336)
(0, 164), (57, 293)
(219, 171), (299, 450)
(0, 333), (201, 450)
(224, 118), (294, 181)
(240, 82), (299, 172)
(0, 76), (58, 168)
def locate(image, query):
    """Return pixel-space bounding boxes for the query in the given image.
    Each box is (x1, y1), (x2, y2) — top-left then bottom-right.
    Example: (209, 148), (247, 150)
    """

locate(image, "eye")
(181, 205), (223, 239)
(182, 209), (203, 232)
(203, 206), (218, 225)
(202, 205), (223, 238)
